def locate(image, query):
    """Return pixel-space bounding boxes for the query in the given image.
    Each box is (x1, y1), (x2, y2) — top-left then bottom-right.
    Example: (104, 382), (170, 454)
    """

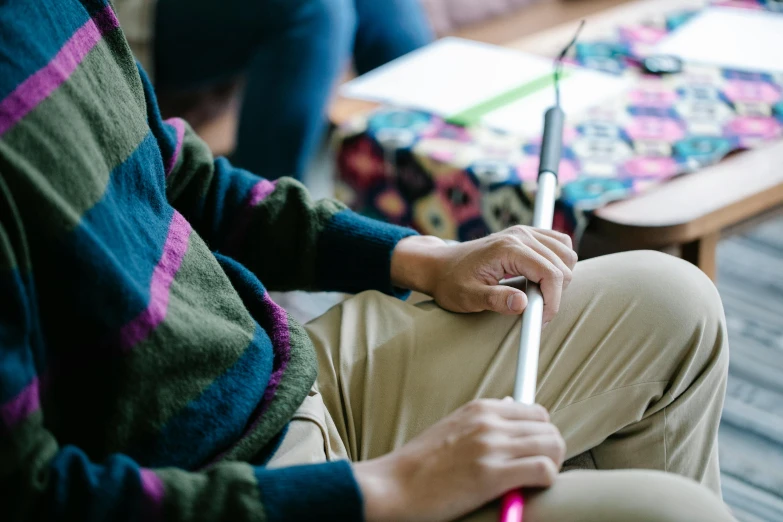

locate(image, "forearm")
(4, 436), (364, 522)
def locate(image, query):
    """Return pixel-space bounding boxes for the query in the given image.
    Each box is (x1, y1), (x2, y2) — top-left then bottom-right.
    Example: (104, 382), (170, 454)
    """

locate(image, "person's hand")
(353, 398), (565, 522)
(390, 226), (577, 323)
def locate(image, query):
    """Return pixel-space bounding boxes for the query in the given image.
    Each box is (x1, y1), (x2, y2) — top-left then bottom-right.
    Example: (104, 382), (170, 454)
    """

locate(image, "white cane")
(499, 20), (584, 522)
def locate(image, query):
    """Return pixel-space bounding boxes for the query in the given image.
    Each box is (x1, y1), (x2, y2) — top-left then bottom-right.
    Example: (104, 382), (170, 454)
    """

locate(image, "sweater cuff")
(315, 209), (418, 297)
(254, 460), (364, 522)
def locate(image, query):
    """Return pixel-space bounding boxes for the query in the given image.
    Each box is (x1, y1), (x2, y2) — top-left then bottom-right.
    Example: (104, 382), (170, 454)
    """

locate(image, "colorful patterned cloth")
(335, 0), (783, 239)
(713, 0), (783, 10)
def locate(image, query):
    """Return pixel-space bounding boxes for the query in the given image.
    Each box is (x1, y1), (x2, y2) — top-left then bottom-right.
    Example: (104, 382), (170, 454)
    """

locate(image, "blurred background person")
(116, 0), (433, 180)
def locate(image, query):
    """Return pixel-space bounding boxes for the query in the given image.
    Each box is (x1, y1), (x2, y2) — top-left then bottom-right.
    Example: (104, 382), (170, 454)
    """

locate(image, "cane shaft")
(512, 170), (558, 404)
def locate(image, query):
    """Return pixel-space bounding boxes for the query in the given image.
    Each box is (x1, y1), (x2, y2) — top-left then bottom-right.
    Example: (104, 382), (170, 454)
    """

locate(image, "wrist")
(390, 235), (448, 295)
(354, 457), (406, 522)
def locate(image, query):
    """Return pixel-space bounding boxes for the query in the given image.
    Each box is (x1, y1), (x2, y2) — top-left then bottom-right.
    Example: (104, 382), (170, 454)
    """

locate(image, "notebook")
(653, 6), (783, 73)
(340, 37), (630, 137)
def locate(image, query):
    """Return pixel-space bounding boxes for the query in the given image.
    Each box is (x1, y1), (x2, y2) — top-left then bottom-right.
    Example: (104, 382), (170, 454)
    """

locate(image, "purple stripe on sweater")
(223, 179), (277, 255)
(140, 468), (165, 520)
(0, 377), (40, 431)
(0, 6), (120, 136)
(259, 294), (292, 406)
(204, 293), (291, 466)
(118, 212), (192, 351)
(0, 211), (189, 426)
(164, 118), (186, 176)
(247, 179), (277, 206)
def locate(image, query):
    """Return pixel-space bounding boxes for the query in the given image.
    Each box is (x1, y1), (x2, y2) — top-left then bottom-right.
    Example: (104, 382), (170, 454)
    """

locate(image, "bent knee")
(595, 250), (724, 331)
(628, 251), (724, 345)
(577, 250), (728, 370)
(613, 250), (717, 298)
(606, 472), (734, 522)
(528, 470), (734, 522)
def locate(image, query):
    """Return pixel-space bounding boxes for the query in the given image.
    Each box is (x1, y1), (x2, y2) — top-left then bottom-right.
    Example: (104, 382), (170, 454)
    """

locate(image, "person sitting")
(0, 1), (734, 521)
(113, 0), (434, 180)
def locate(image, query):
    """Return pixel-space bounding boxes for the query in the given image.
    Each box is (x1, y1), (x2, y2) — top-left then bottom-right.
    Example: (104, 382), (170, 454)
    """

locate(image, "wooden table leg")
(681, 232), (719, 281)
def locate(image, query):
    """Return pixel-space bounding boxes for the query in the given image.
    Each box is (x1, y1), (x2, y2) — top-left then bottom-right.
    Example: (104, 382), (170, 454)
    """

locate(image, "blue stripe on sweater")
(137, 64), (259, 250)
(0, 269), (38, 403)
(137, 64), (180, 177)
(315, 209), (417, 296)
(45, 446), (145, 522)
(187, 157), (261, 250)
(36, 132), (172, 350)
(254, 460), (364, 522)
(0, 0), (110, 101)
(128, 323), (273, 469)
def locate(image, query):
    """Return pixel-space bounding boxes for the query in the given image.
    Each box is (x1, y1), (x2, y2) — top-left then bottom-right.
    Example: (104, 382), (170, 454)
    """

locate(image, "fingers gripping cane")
(498, 21), (584, 522)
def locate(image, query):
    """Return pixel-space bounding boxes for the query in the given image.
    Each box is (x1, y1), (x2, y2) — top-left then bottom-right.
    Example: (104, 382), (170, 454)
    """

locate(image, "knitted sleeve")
(142, 68), (418, 296)
(0, 177), (364, 522)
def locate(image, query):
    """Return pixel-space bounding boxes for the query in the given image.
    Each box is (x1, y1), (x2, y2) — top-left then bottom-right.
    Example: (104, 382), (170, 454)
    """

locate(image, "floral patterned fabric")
(335, 0), (783, 239)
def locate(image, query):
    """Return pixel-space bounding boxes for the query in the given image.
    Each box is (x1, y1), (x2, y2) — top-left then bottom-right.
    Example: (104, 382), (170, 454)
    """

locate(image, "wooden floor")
(716, 215), (783, 522)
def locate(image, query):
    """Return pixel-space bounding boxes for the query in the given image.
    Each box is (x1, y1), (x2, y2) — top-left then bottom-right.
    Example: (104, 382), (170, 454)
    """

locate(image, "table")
(330, 0), (783, 280)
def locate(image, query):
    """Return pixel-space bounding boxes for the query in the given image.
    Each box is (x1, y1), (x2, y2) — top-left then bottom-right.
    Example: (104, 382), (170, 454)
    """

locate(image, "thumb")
(478, 285), (528, 315)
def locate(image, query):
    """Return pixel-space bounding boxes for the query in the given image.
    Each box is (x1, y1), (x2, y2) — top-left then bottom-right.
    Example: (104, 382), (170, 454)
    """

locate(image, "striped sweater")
(0, 1), (416, 520)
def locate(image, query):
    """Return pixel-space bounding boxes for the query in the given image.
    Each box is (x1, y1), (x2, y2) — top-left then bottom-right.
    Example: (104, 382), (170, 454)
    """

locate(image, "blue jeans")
(154, 0), (433, 180)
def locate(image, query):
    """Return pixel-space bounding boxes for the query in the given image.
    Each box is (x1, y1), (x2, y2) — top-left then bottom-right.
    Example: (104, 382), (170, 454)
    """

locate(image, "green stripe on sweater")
(0, 177), (27, 271)
(219, 316), (317, 464)
(107, 234), (259, 451)
(241, 178), (345, 292)
(0, 224), (16, 272)
(156, 462), (268, 521)
(0, 31), (148, 237)
(40, 232), (260, 456)
(165, 124), (215, 203)
(0, 410), (53, 464)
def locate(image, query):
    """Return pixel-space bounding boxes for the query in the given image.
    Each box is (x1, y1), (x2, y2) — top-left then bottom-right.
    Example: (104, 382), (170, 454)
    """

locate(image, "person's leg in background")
(154, 0), (433, 181)
(306, 251), (734, 520)
(352, 0), (434, 75)
(155, 0), (356, 180)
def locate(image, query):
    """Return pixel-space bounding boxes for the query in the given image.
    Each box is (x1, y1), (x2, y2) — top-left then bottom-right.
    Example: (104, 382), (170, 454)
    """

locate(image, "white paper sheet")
(340, 37), (629, 137)
(482, 70), (629, 137)
(653, 7), (783, 73)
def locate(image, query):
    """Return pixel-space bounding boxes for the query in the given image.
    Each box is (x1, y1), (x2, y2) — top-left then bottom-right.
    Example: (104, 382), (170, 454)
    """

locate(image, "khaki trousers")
(270, 251), (735, 521)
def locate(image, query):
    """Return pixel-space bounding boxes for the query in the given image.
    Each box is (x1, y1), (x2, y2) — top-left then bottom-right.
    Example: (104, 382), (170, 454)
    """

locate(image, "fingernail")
(507, 294), (524, 313)
(503, 396), (514, 402)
